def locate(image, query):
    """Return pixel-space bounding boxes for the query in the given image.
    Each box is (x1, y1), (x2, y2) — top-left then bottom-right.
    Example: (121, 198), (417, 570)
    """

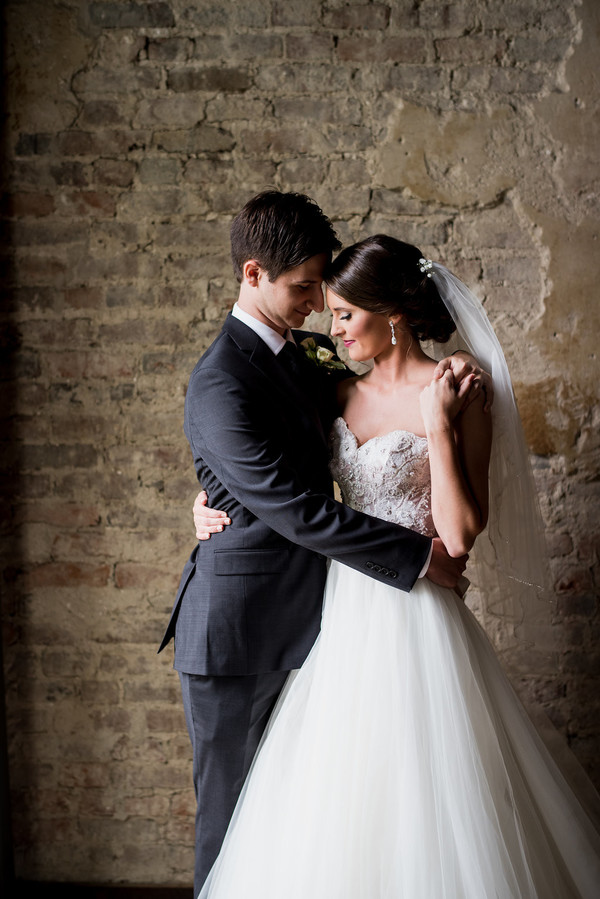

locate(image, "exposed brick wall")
(1, 0), (598, 886)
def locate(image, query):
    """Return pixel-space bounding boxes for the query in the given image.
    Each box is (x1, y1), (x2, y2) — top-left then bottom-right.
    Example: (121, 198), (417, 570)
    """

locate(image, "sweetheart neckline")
(334, 417), (428, 450)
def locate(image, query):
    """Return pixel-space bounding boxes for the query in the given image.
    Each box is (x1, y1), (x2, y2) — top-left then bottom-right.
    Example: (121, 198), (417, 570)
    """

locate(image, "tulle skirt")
(199, 562), (600, 898)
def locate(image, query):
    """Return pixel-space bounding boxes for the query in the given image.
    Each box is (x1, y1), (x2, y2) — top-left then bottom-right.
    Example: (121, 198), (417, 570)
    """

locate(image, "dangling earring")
(389, 321), (397, 346)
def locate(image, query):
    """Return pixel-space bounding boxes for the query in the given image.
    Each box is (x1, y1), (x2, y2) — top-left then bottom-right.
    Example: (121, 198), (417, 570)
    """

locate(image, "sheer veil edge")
(430, 263), (553, 666)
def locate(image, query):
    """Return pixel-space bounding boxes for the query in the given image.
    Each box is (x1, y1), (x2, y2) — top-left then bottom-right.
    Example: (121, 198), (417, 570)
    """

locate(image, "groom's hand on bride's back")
(425, 537), (468, 590)
(193, 490), (231, 540)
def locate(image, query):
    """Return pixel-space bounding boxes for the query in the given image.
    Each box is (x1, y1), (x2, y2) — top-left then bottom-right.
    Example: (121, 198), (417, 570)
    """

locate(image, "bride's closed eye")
(340, 313), (352, 321)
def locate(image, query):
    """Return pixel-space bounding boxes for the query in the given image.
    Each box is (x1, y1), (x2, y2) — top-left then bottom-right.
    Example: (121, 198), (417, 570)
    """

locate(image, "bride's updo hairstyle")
(325, 234), (456, 344)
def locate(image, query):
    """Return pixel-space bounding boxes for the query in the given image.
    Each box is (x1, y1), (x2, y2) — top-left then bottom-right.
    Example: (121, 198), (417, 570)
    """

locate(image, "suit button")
(374, 564), (381, 572)
(366, 561), (374, 569)
(381, 567), (389, 576)
(390, 571), (397, 579)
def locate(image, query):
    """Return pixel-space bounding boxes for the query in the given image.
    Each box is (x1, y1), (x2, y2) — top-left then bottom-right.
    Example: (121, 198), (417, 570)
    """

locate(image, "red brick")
(79, 100), (129, 129)
(273, 0), (322, 27)
(123, 794), (171, 817)
(89, 1), (175, 29)
(125, 763), (190, 791)
(97, 320), (184, 344)
(323, 3), (390, 29)
(81, 680), (121, 704)
(13, 220), (87, 247)
(124, 682), (180, 703)
(56, 130), (150, 158)
(3, 192), (55, 217)
(13, 255), (67, 287)
(29, 816), (73, 843)
(90, 707), (131, 732)
(146, 708), (189, 734)
(92, 158), (136, 187)
(45, 350), (135, 379)
(77, 790), (115, 817)
(19, 318), (94, 346)
(436, 36), (506, 64)
(57, 191), (117, 217)
(167, 67), (251, 92)
(19, 443), (98, 470)
(23, 562), (111, 588)
(34, 788), (77, 816)
(164, 816), (194, 843)
(15, 503), (101, 528)
(338, 36), (427, 63)
(50, 161), (89, 187)
(286, 34), (334, 59)
(170, 791), (195, 817)
(147, 36), (192, 61)
(58, 763), (111, 789)
(41, 649), (90, 677)
(64, 286), (104, 309)
(114, 563), (174, 590)
(4, 286), (58, 312)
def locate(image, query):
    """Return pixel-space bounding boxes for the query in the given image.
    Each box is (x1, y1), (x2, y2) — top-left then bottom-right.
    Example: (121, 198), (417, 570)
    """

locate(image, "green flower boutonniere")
(300, 338), (346, 372)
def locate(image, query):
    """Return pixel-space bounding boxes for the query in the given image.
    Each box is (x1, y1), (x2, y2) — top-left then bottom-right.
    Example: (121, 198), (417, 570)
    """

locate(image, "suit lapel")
(222, 315), (328, 445)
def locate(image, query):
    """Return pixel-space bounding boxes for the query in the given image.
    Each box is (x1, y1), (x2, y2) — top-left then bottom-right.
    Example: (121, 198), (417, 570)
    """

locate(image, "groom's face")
(246, 253), (328, 335)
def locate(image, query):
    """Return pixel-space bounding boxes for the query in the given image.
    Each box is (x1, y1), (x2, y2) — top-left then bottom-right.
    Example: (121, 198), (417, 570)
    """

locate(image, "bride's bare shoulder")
(336, 374), (362, 406)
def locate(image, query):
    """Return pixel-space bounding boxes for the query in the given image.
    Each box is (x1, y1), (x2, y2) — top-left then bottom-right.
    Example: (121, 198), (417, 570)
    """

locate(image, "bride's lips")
(343, 340), (355, 348)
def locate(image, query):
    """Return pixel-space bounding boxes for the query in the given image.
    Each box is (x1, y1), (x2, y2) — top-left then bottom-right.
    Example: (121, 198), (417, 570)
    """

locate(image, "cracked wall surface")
(1, 0), (599, 885)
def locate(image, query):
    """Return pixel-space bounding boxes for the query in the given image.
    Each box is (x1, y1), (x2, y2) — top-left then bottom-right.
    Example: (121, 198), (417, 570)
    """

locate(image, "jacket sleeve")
(185, 365), (431, 593)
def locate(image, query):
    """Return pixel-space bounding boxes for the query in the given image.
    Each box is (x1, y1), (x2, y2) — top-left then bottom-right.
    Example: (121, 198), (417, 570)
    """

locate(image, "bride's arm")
(420, 371), (492, 558)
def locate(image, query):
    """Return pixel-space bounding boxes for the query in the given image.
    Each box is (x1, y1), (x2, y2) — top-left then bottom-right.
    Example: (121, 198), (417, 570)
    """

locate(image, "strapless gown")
(199, 418), (600, 898)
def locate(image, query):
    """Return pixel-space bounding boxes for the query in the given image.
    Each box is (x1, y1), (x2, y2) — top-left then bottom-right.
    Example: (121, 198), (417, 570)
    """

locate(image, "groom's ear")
(242, 259), (262, 287)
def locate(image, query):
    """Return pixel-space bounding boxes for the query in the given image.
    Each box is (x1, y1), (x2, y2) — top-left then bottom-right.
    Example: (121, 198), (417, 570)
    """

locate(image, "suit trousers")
(179, 669), (290, 897)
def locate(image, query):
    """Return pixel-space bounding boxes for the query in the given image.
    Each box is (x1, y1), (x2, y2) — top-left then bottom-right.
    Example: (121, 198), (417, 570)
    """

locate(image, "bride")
(195, 236), (600, 898)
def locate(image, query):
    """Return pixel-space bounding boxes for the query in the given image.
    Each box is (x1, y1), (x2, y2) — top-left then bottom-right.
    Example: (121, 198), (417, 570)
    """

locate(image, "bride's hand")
(193, 490), (231, 541)
(420, 370), (466, 432)
(434, 351), (492, 412)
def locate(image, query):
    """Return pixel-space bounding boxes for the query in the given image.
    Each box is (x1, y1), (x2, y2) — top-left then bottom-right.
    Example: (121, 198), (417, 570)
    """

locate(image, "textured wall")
(1, 0), (598, 886)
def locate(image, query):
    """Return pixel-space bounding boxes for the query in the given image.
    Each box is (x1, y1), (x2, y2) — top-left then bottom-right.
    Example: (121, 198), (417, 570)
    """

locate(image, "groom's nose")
(307, 285), (325, 313)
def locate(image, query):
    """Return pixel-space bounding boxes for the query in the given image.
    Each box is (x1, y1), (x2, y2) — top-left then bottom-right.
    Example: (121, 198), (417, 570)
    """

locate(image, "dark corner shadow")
(0, 0), (16, 892)
(12, 884), (192, 899)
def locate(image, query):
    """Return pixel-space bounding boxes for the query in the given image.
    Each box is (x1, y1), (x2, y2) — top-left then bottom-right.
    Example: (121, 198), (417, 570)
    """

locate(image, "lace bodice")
(329, 417), (435, 538)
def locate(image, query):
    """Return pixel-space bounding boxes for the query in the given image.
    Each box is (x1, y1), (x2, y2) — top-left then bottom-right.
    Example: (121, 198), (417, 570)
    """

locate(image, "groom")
(159, 191), (473, 896)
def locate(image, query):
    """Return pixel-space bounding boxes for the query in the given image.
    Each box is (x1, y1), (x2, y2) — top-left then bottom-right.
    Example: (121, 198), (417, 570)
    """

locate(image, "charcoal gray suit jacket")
(159, 313), (431, 675)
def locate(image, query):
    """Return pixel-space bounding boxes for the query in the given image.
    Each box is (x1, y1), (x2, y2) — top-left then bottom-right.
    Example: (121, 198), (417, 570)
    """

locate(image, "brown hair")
(325, 234), (456, 344)
(230, 190), (341, 283)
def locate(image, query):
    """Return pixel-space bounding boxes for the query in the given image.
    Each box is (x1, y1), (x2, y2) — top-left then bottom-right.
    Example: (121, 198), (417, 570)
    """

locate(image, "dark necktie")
(278, 340), (326, 439)
(278, 341), (303, 379)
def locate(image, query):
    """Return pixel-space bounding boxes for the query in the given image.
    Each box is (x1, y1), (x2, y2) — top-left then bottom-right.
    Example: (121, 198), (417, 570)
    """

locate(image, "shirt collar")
(232, 303), (295, 355)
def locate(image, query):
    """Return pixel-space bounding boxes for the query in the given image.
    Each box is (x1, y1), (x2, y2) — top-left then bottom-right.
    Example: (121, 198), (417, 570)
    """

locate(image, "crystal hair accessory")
(418, 258), (433, 277)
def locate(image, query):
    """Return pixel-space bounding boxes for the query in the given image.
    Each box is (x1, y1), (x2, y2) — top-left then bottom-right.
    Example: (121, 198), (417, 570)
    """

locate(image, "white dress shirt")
(232, 302), (293, 354)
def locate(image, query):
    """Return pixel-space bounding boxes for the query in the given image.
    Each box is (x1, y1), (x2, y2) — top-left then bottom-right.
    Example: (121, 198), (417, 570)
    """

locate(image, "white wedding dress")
(199, 417), (600, 898)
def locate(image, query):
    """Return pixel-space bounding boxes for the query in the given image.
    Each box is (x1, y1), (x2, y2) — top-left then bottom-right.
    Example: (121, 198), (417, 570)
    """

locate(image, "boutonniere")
(300, 338), (346, 372)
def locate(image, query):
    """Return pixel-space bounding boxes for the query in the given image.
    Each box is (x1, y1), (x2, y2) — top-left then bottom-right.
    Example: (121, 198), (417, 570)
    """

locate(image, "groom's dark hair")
(230, 190), (341, 283)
